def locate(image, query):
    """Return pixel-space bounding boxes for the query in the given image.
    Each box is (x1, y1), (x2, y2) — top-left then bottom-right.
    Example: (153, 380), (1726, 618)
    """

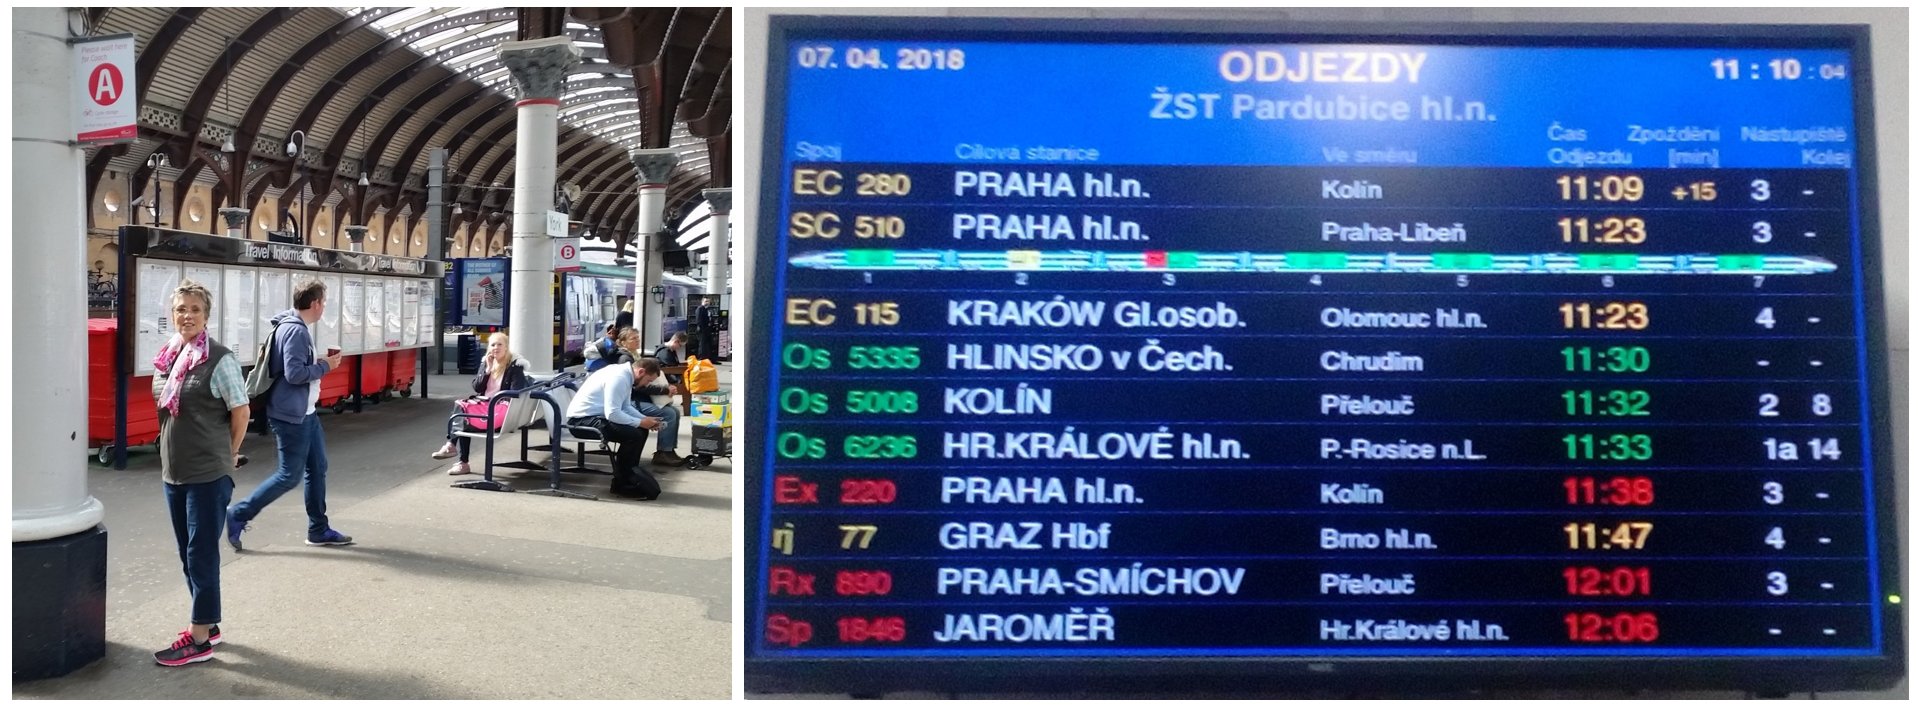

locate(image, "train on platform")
(548, 265), (704, 367)
(447, 257), (705, 370)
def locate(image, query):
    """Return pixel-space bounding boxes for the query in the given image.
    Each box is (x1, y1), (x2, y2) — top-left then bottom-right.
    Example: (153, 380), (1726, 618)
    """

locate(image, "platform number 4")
(1764, 526), (1786, 549)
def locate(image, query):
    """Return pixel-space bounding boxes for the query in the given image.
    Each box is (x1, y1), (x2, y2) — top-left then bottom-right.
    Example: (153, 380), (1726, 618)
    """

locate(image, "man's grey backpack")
(244, 322), (290, 398)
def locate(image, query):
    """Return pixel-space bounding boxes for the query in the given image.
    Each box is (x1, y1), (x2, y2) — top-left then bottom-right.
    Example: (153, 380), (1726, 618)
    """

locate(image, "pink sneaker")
(447, 462), (472, 475)
(154, 631), (213, 667)
(431, 441), (458, 459)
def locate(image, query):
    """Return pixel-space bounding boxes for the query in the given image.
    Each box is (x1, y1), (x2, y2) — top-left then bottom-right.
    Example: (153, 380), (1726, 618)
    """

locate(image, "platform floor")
(17, 363), (734, 699)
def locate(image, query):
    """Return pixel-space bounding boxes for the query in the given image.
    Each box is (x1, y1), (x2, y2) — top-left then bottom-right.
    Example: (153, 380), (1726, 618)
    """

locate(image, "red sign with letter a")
(74, 34), (138, 144)
(88, 63), (124, 106)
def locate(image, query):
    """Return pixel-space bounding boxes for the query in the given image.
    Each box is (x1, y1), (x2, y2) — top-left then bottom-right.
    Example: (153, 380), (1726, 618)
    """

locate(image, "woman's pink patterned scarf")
(153, 330), (209, 415)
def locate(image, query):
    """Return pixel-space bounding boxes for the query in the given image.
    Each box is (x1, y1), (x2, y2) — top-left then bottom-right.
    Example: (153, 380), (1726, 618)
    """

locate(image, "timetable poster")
(319, 273), (343, 354)
(751, 31), (1897, 666)
(417, 278), (435, 344)
(365, 279), (386, 351)
(384, 277), (404, 348)
(135, 260), (183, 376)
(258, 270), (291, 328)
(402, 280), (421, 348)
(184, 264), (222, 344)
(223, 267), (258, 366)
(341, 276), (364, 355)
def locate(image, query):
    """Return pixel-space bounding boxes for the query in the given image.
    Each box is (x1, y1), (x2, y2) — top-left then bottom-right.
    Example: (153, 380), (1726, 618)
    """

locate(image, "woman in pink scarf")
(149, 280), (251, 667)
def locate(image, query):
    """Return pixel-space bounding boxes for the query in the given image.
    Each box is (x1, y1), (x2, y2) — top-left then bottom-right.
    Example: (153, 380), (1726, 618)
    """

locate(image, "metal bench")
(484, 372), (578, 474)
(526, 380), (678, 501)
(446, 384), (549, 494)
(455, 372), (673, 502)
(534, 384), (630, 476)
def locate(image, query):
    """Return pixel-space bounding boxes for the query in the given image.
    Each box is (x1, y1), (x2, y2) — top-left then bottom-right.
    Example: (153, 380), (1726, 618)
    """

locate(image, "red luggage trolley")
(357, 351), (391, 403)
(319, 353), (356, 413)
(387, 347), (419, 398)
(87, 319), (158, 464)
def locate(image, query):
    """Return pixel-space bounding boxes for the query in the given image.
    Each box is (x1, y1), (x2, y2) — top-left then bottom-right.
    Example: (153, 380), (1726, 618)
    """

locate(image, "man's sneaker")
(225, 515), (248, 551)
(306, 529), (354, 546)
(651, 451), (686, 467)
(447, 461), (472, 475)
(431, 440), (458, 459)
(154, 631), (214, 667)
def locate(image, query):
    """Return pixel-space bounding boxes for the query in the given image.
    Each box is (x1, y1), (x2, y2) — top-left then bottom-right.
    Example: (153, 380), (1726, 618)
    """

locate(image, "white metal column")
(702, 188), (730, 309)
(630, 148), (678, 344)
(218, 207), (247, 239)
(13, 7), (104, 544)
(14, 6), (109, 682)
(498, 36), (581, 373)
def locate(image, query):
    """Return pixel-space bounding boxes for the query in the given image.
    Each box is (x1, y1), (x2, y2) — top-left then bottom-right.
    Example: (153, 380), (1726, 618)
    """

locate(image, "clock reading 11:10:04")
(1711, 57), (1849, 80)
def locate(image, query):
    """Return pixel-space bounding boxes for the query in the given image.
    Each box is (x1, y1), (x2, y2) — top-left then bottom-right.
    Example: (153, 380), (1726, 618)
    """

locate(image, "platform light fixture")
(145, 152), (168, 226)
(219, 36), (235, 153)
(287, 129), (306, 244)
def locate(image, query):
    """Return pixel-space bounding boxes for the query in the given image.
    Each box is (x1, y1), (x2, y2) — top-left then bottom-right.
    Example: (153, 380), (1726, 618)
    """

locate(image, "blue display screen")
(748, 24), (1896, 678)
(782, 43), (1856, 168)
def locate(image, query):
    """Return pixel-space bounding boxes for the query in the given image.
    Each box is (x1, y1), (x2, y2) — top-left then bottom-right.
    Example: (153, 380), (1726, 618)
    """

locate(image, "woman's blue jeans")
(165, 475), (233, 625)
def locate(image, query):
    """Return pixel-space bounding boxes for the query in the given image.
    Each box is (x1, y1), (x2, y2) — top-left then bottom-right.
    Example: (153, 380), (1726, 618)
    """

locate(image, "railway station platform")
(14, 365), (734, 700)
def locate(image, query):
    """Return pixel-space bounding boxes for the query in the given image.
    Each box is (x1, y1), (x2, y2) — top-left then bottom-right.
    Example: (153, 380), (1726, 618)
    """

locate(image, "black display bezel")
(745, 15), (1902, 695)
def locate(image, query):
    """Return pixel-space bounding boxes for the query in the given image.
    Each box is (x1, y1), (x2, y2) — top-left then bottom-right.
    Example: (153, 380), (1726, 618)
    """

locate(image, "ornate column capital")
(218, 207), (249, 232)
(497, 36), (582, 104)
(701, 188), (732, 215)
(630, 148), (679, 186)
(343, 224), (369, 251)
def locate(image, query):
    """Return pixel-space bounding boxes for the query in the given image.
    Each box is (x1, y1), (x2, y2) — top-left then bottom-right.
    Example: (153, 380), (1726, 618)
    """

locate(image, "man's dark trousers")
(569, 415), (662, 499)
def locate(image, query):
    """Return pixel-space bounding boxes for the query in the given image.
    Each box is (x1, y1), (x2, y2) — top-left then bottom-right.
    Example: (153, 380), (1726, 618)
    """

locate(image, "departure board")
(747, 18), (1902, 693)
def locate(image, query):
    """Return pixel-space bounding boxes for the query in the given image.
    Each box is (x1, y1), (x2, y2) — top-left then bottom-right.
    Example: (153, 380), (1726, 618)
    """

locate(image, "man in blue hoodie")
(228, 280), (352, 549)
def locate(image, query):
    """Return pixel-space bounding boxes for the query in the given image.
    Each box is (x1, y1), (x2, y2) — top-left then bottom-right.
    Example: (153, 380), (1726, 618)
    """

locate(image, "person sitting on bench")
(431, 332), (530, 475)
(564, 357), (683, 499)
(583, 323), (620, 373)
(653, 331), (689, 386)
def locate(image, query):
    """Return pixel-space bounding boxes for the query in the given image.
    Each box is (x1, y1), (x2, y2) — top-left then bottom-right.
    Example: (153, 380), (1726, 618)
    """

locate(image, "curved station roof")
(83, 7), (730, 265)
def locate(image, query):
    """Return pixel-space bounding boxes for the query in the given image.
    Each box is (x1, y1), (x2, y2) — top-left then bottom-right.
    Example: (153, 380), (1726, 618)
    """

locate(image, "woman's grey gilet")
(155, 342), (237, 486)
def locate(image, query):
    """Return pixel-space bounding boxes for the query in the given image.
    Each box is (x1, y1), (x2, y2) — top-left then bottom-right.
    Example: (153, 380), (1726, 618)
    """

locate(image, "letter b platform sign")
(553, 237), (582, 272)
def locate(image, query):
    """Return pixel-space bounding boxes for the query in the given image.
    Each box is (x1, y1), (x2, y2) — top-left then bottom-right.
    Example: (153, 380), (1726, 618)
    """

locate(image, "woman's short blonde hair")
(172, 279), (214, 313)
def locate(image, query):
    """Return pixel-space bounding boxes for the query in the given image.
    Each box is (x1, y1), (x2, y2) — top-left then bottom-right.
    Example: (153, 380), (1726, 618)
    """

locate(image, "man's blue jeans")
(165, 475), (232, 625)
(634, 399), (679, 452)
(231, 413), (330, 539)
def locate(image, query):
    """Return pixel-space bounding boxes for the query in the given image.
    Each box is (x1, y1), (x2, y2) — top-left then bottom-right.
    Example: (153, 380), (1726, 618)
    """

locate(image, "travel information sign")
(747, 19), (1901, 693)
